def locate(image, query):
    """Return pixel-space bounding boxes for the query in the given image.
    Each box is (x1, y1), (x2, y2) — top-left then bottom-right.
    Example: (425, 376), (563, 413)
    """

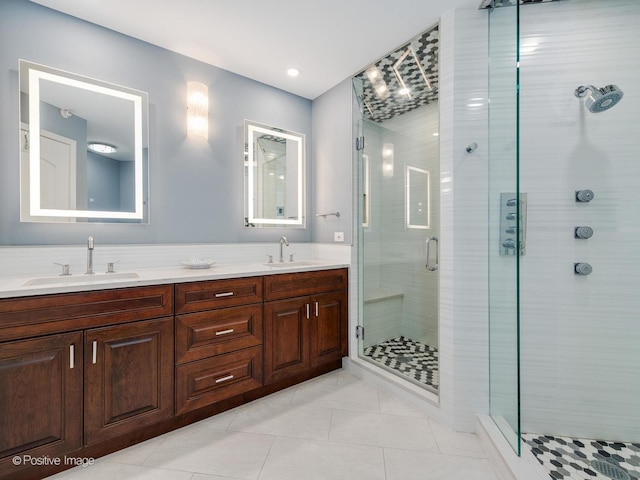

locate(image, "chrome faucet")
(279, 236), (289, 263)
(86, 236), (95, 274)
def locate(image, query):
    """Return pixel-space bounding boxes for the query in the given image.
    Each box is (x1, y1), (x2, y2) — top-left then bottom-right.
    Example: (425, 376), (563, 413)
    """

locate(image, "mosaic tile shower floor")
(523, 433), (640, 480)
(362, 336), (438, 390)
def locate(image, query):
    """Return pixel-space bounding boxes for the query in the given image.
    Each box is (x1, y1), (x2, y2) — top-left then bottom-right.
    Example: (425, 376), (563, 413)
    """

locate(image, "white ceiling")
(31, 0), (478, 100)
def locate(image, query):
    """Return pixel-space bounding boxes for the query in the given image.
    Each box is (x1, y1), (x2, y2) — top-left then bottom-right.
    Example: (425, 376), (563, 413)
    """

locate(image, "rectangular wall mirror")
(406, 165), (430, 229)
(244, 120), (305, 228)
(19, 60), (149, 223)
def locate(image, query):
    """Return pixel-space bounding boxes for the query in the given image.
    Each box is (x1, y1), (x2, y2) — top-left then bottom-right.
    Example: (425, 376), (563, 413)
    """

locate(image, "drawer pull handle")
(215, 329), (235, 336)
(92, 341), (97, 364)
(215, 292), (234, 298)
(215, 374), (234, 384)
(69, 344), (75, 369)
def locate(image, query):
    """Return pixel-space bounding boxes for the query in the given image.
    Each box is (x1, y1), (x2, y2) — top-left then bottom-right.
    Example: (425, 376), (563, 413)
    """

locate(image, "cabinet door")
(264, 297), (310, 384)
(310, 291), (348, 368)
(84, 317), (173, 445)
(0, 332), (82, 477)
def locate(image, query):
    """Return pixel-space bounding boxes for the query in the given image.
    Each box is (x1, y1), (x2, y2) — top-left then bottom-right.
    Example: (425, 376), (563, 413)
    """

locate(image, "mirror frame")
(19, 59), (148, 222)
(245, 120), (305, 227)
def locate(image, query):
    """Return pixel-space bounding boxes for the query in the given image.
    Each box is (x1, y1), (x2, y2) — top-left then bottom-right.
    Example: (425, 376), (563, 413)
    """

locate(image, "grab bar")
(426, 237), (439, 271)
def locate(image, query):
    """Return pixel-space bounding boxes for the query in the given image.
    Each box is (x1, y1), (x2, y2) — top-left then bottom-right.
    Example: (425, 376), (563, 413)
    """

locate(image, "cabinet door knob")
(69, 344), (75, 369)
(315, 302), (319, 317)
(306, 303), (310, 319)
(92, 341), (97, 364)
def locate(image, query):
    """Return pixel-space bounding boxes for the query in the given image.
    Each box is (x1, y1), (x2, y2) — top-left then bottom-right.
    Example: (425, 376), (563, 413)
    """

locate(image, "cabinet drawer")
(264, 268), (347, 301)
(175, 305), (263, 364)
(175, 277), (263, 314)
(175, 346), (262, 414)
(0, 285), (173, 341)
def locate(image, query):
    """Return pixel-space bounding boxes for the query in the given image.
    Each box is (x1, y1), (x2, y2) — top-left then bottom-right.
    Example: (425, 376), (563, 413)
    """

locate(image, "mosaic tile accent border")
(479, 0), (564, 9)
(362, 336), (439, 390)
(523, 433), (640, 480)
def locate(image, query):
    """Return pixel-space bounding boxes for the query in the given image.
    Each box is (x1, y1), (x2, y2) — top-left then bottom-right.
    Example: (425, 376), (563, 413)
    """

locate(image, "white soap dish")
(181, 258), (215, 269)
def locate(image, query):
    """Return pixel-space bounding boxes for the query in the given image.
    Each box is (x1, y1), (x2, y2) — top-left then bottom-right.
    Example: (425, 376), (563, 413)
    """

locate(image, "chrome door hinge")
(355, 136), (365, 151)
(355, 325), (365, 340)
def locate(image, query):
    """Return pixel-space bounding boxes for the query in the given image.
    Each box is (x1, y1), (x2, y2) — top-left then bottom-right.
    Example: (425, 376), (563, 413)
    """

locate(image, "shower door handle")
(426, 237), (439, 271)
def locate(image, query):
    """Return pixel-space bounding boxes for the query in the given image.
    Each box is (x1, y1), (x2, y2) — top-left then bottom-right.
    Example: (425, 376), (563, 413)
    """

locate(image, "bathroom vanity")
(0, 266), (348, 480)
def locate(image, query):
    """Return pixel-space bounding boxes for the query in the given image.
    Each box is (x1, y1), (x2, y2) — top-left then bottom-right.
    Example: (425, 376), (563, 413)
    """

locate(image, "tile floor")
(523, 433), (640, 480)
(363, 336), (439, 390)
(50, 369), (502, 480)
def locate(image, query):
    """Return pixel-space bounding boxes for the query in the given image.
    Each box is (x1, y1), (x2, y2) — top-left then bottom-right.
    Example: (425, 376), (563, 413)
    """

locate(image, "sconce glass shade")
(187, 81), (208, 139)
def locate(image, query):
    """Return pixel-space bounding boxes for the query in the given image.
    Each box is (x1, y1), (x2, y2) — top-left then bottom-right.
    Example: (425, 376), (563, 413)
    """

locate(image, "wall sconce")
(187, 81), (208, 139)
(382, 143), (394, 178)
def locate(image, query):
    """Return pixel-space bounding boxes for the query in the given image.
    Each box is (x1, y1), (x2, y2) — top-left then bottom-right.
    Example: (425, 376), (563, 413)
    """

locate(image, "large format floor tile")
(259, 436), (386, 480)
(47, 369), (503, 480)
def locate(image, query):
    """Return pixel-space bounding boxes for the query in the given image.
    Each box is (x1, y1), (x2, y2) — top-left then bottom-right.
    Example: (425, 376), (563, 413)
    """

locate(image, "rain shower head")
(574, 84), (624, 113)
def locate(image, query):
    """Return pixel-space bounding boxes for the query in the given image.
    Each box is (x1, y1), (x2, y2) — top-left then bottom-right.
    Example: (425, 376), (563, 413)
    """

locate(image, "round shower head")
(575, 84), (624, 113)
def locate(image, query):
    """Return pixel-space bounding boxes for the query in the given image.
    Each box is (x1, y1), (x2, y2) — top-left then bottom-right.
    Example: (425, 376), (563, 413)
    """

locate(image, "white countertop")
(0, 260), (349, 299)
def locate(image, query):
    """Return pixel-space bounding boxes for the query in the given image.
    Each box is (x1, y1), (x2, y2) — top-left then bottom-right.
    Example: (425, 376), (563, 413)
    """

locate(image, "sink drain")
(590, 460), (630, 480)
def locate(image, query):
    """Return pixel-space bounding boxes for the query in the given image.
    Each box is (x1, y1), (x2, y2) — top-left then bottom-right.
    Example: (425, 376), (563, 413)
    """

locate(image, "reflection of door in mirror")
(20, 127), (76, 223)
(255, 135), (287, 220)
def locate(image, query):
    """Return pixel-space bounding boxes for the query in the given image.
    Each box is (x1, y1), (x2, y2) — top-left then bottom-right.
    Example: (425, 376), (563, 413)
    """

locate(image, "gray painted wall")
(0, 0), (313, 245)
(311, 79), (353, 244)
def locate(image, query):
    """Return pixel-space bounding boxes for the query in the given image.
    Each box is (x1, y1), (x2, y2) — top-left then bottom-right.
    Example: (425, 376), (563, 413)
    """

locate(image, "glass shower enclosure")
(353, 25), (440, 394)
(488, 1), (640, 478)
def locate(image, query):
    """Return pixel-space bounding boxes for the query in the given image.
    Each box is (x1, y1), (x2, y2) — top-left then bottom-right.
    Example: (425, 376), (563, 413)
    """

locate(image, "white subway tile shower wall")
(518, 0), (640, 442)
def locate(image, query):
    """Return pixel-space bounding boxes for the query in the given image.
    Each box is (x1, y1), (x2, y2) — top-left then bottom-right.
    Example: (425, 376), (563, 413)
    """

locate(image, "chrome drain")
(590, 460), (630, 480)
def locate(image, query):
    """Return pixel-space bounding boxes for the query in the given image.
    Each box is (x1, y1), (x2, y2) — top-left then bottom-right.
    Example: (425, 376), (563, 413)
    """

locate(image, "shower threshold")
(362, 336), (439, 392)
(522, 433), (640, 480)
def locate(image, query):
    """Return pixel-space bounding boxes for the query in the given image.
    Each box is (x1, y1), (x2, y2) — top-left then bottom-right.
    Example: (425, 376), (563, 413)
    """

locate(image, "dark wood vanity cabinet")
(174, 277), (264, 414)
(0, 268), (347, 479)
(0, 332), (83, 478)
(264, 269), (348, 384)
(0, 285), (173, 479)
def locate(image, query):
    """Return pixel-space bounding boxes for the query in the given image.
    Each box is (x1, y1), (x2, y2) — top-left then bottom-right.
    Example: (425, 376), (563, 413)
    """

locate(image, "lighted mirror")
(406, 165), (430, 229)
(244, 120), (305, 227)
(19, 60), (149, 223)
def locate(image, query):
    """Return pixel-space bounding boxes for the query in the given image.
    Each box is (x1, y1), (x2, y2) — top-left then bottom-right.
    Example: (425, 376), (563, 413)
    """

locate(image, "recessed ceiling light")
(88, 142), (117, 154)
(287, 68), (300, 77)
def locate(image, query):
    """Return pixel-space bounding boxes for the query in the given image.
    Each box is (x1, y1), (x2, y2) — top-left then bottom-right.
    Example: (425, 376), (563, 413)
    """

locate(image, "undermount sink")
(264, 261), (323, 268)
(23, 272), (140, 286)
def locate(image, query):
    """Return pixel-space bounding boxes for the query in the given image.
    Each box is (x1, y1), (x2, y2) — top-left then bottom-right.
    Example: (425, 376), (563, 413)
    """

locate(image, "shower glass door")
(358, 109), (440, 393)
(353, 22), (441, 392)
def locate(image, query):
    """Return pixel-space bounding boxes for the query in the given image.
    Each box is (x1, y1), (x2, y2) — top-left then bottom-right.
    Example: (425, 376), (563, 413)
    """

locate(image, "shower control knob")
(575, 189), (595, 202)
(574, 262), (593, 276)
(574, 226), (594, 239)
(502, 239), (516, 249)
